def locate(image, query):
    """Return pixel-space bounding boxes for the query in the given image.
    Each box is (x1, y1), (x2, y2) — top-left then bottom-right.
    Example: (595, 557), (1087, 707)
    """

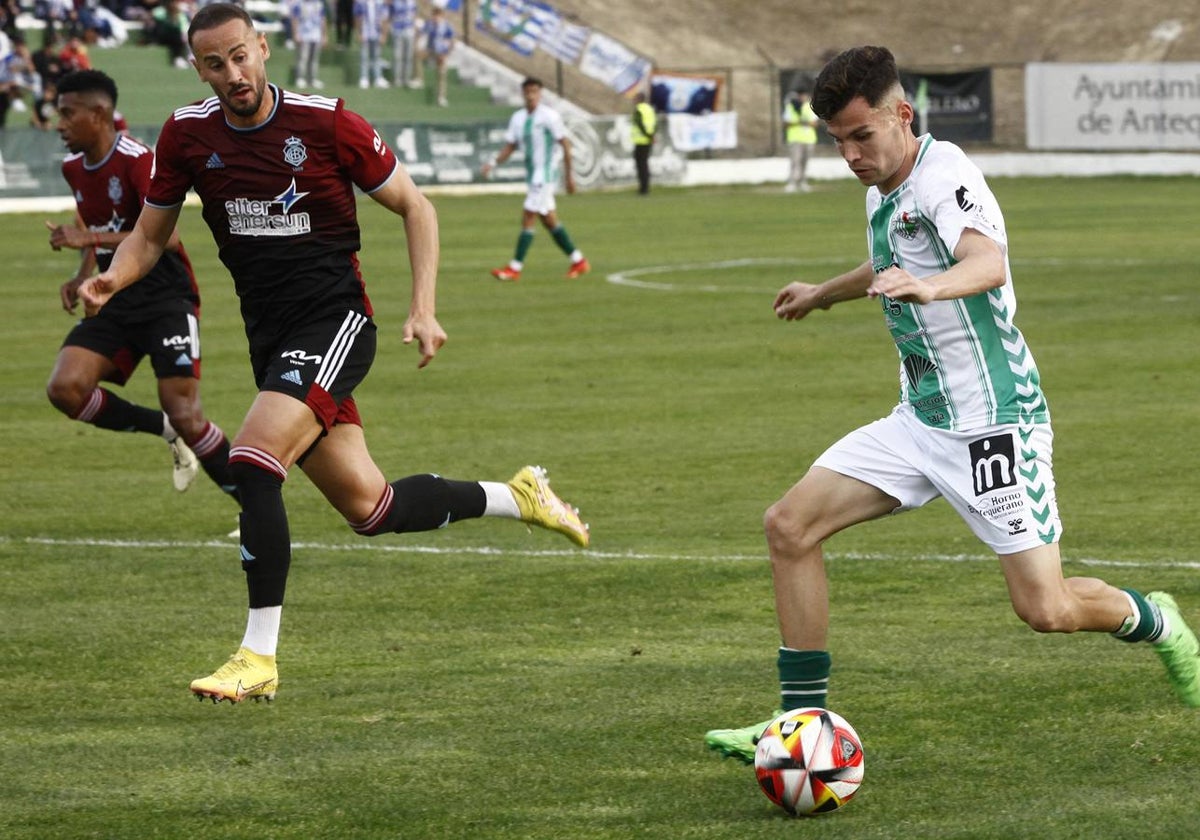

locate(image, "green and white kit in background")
(503, 102), (567, 214)
(814, 134), (1061, 553)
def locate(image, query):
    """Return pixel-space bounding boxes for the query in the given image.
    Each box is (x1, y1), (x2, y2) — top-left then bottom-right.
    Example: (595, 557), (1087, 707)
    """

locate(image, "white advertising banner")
(667, 112), (739, 152)
(1026, 62), (1200, 150)
(578, 30), (653, 95)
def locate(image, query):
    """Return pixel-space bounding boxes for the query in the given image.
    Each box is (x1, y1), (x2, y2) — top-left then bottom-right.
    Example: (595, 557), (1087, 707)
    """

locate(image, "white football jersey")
(504, 103), (567, 186)
(865, 134), (1049, 432)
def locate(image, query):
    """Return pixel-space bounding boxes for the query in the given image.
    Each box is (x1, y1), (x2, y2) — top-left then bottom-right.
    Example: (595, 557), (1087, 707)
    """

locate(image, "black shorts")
(62, 304), (201, 386)
(251, 309), (376, 431)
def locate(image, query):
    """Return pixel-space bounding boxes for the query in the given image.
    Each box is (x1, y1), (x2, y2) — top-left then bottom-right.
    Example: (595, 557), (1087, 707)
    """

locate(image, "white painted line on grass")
(604, 256), (1180, 294)
(6, 535), (1199, 571)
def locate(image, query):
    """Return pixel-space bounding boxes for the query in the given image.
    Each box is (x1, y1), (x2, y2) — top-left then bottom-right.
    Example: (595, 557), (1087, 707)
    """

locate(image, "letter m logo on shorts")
(968, 433), (1017, 496)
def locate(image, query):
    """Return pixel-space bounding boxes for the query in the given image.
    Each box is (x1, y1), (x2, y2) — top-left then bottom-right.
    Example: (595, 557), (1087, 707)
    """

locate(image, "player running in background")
(45, 69), (238, 502)
(482, 77), (589, 282)
(78, 4), (590, 704)
(704, 45), (1200, 763)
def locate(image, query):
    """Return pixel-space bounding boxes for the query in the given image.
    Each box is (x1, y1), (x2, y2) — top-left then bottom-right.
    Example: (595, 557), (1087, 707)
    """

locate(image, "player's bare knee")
(163, 401), (205, 440)
(1014, 600), (1077, 634)
(45, 377), (85, 417)
(764, 501), (819, 559)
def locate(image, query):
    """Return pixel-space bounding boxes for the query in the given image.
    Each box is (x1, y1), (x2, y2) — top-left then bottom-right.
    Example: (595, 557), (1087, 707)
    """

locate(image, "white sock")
(162, 413), (178, 441)
(241, 606), (282, 656)
(510, 260), (523, 271)
(569, 249), (583, 263)
(481, 481), (520, 518)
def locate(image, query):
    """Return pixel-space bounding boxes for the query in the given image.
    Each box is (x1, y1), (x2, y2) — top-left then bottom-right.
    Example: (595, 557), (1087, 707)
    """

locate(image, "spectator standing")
(37, 0), (79, 45)
(58, 34), (92, 72)
(31, 78), (58, 129)
(142, 0), (192, 68)
(630, 91), (656, 195)
(33, 34), (66, 90)
(0, 3), (18, 41)
(0, 34), (35, 127)
(334, 0), (353, 48)
(290, 0), (328, 89)
(387, 0), (416, 88)
(418, 3), (453, 106)
(782, 88), (818, 192)
(353, 0), (387, 89)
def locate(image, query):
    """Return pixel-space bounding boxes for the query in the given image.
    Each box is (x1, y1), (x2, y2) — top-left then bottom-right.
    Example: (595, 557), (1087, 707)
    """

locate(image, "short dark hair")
(521, 77), (543, 90)
(811, 46), (900, 121)
(56, 69), (118, 108)
(188, 2), (255, 46)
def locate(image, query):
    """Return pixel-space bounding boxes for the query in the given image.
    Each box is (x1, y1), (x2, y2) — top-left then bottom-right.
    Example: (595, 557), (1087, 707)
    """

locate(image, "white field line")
(603, 256), (1181, 294)
(6, 535), (1199, 571)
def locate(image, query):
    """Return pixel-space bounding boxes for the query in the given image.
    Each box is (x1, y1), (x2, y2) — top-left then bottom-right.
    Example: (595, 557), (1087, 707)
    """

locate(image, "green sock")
(550, 225), (576, 255)
(778, 648), (831, 710)
(514, 229), (534, 262)
(1113, 588), (1166, 643)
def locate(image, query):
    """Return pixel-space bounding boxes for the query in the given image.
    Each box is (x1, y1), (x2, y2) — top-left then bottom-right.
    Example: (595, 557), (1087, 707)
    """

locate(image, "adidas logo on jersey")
(280, 369), (304, 386)
(205, 152), (225, 170)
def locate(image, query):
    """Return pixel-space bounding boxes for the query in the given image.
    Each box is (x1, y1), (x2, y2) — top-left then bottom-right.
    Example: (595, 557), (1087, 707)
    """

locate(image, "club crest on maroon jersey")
(283, 136), (308, 169)
(108, 175), (123, 203)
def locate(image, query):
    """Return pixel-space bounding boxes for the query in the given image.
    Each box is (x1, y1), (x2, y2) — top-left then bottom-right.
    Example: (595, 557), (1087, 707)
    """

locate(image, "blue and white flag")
(537, 8), (590, 64)
(578, 30), (652, 95)
(650, 73), (721, 114)
(475, 0), (543, 56)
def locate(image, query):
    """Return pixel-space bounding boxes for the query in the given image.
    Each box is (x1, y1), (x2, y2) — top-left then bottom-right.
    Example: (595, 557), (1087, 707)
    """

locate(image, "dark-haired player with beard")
(45, 69), (238, 502)
(78, 3), (590, 704)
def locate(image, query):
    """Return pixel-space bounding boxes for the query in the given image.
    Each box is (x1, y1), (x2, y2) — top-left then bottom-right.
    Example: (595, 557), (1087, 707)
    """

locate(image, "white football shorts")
(813, 404), (1062, 554)
(523, 181), (557, 215)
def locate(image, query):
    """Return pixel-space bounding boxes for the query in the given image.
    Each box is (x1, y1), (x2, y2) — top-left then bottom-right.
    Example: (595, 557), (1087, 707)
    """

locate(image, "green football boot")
(1147, 592), (1200, 708)
(704, 713), (780, 764)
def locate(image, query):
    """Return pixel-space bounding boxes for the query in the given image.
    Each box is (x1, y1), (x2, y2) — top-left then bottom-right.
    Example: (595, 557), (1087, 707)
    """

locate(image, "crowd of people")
(0, 0), (194, 130)
(285, 0), (456, 102)
(0, 0), (462, 128)
(0, 10), (95, 131)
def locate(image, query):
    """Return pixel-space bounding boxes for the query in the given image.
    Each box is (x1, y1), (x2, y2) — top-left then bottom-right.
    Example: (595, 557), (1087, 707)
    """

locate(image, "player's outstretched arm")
(774, 260), (874, 321)
(368, 166), (446, 368)
(77, 203), (181, 316)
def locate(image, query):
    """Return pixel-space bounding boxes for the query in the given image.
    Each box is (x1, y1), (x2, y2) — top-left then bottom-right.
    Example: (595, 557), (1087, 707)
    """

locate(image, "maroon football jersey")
(147, 85), (400, 335)
(62, 134), (199, 318)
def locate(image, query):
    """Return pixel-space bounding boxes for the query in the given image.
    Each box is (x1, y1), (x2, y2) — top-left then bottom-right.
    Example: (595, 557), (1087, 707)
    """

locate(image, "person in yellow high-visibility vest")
(631, 92), (657, 195)
(782, 88), (819, 192)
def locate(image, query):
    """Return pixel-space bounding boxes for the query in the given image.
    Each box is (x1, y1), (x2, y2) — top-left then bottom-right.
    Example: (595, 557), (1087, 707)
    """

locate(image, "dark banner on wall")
(777, 67), (993, 144)
(899, 68), (993, 142)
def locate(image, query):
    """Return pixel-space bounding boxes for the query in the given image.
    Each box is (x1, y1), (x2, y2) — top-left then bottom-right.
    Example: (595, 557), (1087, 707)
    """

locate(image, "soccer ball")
(753, 707), (865, 815)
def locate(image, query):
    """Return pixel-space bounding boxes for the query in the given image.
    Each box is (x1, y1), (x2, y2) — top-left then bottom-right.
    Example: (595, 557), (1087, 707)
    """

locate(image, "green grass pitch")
(2, 177), (1199, 838)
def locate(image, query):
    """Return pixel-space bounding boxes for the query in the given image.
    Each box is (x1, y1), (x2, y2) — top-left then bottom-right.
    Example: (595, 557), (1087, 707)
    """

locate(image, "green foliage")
(2, 178), (1199, 838)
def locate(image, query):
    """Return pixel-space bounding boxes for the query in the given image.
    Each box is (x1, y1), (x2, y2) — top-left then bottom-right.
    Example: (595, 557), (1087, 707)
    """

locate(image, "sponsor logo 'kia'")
(280, 349), (323, 364)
